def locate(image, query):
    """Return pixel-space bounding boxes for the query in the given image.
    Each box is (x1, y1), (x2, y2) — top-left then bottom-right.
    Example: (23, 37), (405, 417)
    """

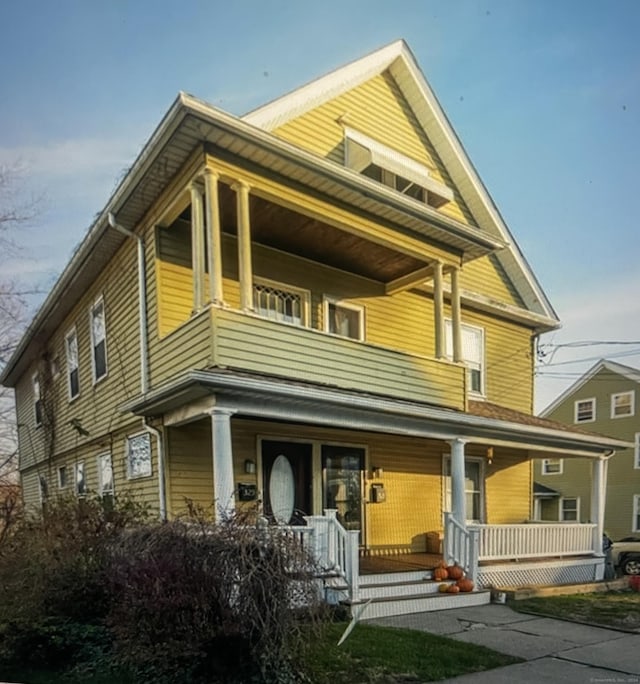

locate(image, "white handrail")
(444, 512), (479, 582)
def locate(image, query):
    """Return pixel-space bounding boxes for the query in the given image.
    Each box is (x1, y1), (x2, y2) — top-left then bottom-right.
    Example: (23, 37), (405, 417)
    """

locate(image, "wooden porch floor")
(359, 552), (442, 575)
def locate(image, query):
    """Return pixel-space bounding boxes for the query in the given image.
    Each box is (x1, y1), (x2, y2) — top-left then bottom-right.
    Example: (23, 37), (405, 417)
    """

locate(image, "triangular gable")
(540, 359), (640, 416)
(244, 40), (558, 324)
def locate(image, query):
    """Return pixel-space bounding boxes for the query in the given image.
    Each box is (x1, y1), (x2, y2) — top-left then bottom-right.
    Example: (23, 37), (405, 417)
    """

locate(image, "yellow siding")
(480, 448), (532, 523)
(272, 72), (474, 225)
(461, 255), (525, 308)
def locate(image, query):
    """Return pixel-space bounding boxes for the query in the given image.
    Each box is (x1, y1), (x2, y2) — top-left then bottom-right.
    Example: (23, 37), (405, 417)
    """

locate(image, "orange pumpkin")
(438, 583), (450, 593)
(434, 567), (449, 581)
(456, 578), (474, 593)
(447, 584), (460, 593)
(447, 565), (464, 580)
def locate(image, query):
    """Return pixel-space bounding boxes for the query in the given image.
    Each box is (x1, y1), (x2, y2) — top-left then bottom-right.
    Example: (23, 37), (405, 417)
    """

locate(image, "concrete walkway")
(369, 603), (640, 683)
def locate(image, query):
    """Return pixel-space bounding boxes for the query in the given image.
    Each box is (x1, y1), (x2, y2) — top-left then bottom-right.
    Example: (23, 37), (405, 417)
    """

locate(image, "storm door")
(262, 440), (312, 524)
(322, 445), (364, 535)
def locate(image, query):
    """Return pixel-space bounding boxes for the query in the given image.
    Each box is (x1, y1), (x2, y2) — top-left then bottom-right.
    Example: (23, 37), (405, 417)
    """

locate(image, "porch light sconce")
(371, 466), (383, 479)
(486, 447), (494, 466)
(244, 459), (257, 475)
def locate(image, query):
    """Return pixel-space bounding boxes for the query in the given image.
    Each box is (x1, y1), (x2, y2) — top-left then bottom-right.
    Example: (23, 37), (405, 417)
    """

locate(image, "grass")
(511, 589), (640, 630)
(1, 622), (520, 684)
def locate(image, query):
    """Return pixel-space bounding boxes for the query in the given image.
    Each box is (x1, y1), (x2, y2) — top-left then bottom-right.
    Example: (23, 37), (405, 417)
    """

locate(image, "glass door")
(322, 445), (364, 534)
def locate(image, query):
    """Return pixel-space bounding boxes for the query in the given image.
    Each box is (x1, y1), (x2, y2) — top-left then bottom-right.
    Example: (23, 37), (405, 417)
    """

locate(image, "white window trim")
(541, 458), (563, 475)
(252, 277), (311, 327)
(89, 295), (108, 384)
(633, 494), (640, 533)
(574, 397), (596, 424)
(559, 496), (580, 522)
(611, 390), (635, 419)
(32, 372), (42, 427)
(445, 319), (486, 398)
(322, 296), (365, 341)
(126, 431), (153, 480)
(75, 461), (86, 497)
(635, 433), (640, 470)
(97, 451), (114, 495)
(65, 327), (80, 401)
(442, 454), (486, 524)
(58, 465), (68, 489)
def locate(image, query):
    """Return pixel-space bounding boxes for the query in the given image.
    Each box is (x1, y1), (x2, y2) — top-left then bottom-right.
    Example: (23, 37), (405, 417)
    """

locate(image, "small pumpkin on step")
(447, 564), (464, 580)
(434, 566), (449, 581)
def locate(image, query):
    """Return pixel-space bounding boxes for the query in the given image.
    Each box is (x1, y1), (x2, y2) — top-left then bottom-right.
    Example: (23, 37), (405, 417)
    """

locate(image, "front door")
(322, 444), (364, 535)
(262, 440), (312, 524)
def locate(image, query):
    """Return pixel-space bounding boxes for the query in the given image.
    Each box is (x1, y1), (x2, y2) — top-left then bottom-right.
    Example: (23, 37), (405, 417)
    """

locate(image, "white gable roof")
(245, 40), (558, 325)
(540, 359), (640, 416)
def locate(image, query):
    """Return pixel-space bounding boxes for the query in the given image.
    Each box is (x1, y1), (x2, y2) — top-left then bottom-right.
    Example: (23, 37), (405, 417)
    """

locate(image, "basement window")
(344, 127), (453, 209)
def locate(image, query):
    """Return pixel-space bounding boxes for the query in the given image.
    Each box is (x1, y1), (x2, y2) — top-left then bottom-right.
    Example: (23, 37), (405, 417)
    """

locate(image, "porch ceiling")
(123, 369), (632, 459)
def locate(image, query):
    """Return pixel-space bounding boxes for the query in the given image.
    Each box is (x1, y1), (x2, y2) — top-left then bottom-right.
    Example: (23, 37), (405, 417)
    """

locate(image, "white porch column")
(448, 438), (467, 527)
(210, 408), (237, 521)
(204, 168), (224, 305)
(590, 456), (608, 553)
(234, 180), (254, 311)
(190, 183), (206, 312)
(450, 266), (463, 363)
(434, 260), (445, 358)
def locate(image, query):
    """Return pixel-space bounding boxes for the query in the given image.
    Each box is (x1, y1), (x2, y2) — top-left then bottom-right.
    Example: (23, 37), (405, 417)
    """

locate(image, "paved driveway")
(369, 603), (640, 683)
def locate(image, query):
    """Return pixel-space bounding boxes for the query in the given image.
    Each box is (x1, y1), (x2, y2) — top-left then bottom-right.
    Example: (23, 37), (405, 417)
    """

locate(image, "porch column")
(433, 260), (445, 358)
(233, 180), (254, 311)
(590, 456), (608, 553)
(448, 438), (467, 527)
(204, 168), (224, 305)
(450, 266), (463, 363)
(210, 408), (237, 521)
(190, 183), (206, 312)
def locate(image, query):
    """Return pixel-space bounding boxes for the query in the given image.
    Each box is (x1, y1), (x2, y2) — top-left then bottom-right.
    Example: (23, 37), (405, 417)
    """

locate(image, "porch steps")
(326, 571), (490, 620)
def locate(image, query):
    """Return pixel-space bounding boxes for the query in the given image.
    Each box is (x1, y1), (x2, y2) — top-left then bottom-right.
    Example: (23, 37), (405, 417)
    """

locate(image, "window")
(443, 457), (484, 523)
(560, 497), (579, 522)
(50, 357), (60, 380)
(344, 127), (453, 209)
(323, 297), (364, 341)
(127, 433), (152, 479)
(542, 458), (563, 475)
(253, 279), (310, 326)
(98, 452), (114, 495)
(611, 391), (634, 419)
(32, 373), (42, 426)
(39, 474), (48, 502)
(90, 297), (108, 382)
(574, 398), (595, 423)
(445, 320), (485, 396)
(65, 328), (80, 399)
(635, 433), (640, 470)
(58, 465), (68, 489)
(633, 495), (640, 533)
(75, 462), (86, 497)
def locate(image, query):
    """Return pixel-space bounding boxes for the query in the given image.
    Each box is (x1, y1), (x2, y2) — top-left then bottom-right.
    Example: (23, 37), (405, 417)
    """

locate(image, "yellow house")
(0, 41), (628, 617)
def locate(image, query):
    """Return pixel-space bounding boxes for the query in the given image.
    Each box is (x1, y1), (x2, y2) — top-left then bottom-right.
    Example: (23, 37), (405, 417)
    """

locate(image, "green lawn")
(2, 622), (520, 684)
(512, 590), (640, 630)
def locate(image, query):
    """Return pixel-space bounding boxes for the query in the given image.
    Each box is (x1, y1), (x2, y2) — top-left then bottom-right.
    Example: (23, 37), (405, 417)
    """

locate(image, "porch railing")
(470, 523), (596, 561)
(444, 512), (479, 582)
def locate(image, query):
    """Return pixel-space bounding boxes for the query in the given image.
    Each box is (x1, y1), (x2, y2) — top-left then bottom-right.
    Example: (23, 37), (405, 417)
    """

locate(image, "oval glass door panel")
(269, 454), (295, 524)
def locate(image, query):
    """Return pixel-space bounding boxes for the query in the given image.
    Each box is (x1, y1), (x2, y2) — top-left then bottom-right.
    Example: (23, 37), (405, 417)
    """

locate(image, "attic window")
(344, 127), (453, 209)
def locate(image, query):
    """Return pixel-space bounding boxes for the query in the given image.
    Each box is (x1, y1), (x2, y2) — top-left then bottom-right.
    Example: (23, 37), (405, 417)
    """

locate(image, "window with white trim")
(633, 494), (640, 533)
(443, 457), (484, 523)
(65, 328), (80, 399)
(635, 433), (640, 469)
(98, 452), (114, 495)
(323, 297), (364, 341)
(611, 390), (634, 418)
(252, 278), (310, 327)
(542, 458), (563, 475)
(39, 474), (48, 502)
(445, 320), (485, 396)
(574, 398), (595, 423)
(58, 465), (68, 489)
(32, 373), (42, 426)
(75, 462), (86, 497)
(90, 296), (108, 382)
(560, 497), (579, 522)
(126, 433), (152, 479)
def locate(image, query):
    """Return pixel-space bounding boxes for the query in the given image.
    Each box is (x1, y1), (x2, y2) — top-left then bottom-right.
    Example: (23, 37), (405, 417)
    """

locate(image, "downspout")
(107, 213), (149, 394)
(144, 419), (167, 521)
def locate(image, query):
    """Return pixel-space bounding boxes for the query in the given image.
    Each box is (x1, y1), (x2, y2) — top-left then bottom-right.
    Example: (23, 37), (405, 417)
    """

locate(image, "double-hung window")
(75, 462), (86, 497)
(323, 297), (364, 341)
(32, 373), (42, 426)
(126, 433), (152, 479)
(58, 465), (68, 489)
(445, 320), (485, 396)
(90, 296), (108, 382)
(560, 497), (579, 522)
(65, 328), (80, 399)
(611, 391), (634, 419)
(98, 452), (114, 496)
(574, 398), (595, 423)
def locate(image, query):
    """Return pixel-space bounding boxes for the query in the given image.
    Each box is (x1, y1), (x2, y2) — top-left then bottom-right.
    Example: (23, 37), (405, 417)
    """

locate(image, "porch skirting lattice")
(477, 557), (604, 588)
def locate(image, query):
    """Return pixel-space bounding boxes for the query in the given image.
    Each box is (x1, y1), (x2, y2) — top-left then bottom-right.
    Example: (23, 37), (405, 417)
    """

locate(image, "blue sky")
(1, 0), (639, 410)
